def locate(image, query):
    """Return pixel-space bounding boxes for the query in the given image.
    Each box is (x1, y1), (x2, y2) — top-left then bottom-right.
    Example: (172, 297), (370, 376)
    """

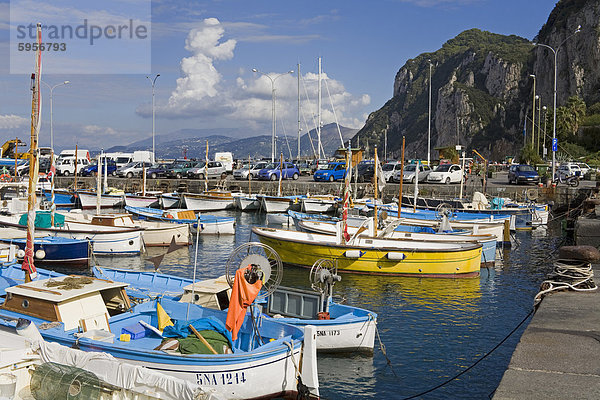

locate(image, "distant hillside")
(105, 123), (358, 160)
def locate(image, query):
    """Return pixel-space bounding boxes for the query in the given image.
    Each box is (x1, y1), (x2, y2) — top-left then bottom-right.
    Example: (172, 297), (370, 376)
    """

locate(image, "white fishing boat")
(77, 190), (124, 209)
(301, 195), (338, 213)
(183, 191), (235, 211)
(0, 213), (143, 255)
(257, 194), (299, 213)
(124, 193), (159, 208)
(233, 194), (260, 211)
(61, 211), (191, 246)
(160, 192), (181, 209)
(125, 206), (235, 235)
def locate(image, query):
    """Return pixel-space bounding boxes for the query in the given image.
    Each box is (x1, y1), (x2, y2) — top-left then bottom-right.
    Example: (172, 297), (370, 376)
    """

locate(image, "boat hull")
(253, 227), (482, 277)
(234, 196), (260, 211)
(260, 196), (291, 213)
(184, 193), (234, 211)
(301, 199), (336, 214)
(78, 191), (123, 209)
(124, 195), (159, 208)
(0, 237), (90, 269)
(139, 222), (191, 246)
(160, 194), (180, 209)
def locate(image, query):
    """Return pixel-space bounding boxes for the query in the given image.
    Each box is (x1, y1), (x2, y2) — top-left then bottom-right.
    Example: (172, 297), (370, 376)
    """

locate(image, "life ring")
(526, 188), (539, 201)
(0, 174), (12, 182)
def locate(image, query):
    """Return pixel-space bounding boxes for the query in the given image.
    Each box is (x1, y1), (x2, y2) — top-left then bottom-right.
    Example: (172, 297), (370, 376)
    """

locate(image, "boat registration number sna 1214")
(196, 372), (247, 386)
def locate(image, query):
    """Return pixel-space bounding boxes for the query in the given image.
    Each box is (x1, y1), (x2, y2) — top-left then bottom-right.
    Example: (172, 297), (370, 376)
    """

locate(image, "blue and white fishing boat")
(0, 236), (89, 269)
(92, 254), (378, 353)
(39, 188), (75, 208)
(125, 206), (235, 235)
(0, 272), (320, 399)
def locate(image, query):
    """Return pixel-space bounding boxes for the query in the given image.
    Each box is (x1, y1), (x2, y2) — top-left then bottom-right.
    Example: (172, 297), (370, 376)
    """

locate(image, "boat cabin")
(91, 214), (136, 227)
(180, 276), (325, 320)
(1, 276), (130, 331)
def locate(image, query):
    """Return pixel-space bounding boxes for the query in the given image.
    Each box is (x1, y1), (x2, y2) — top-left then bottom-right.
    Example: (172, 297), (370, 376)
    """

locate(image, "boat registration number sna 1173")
(197, 372), (247, 386)
(316, 329), (341, 337)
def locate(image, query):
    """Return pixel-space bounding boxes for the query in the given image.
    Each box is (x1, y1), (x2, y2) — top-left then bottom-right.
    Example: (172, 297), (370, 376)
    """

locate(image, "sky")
(0, 0), (557, 153)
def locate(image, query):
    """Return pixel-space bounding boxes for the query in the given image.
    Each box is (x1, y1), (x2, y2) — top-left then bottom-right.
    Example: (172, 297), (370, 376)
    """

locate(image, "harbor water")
(97, 210), (560, 399)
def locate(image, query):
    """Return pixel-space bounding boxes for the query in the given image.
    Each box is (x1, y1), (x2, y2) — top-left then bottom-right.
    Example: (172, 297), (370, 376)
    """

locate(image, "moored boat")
(253, 224), (482, 277)
(125, 206), (235, 235)
(0, 236), (90, 269)
(124, 193), (159, 208)
(77, 190), (124, 210)
(183, 191), (235, 211)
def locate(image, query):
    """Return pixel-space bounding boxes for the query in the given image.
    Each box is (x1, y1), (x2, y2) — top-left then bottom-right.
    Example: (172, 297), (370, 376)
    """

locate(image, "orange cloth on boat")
(225, 266), (263, 341)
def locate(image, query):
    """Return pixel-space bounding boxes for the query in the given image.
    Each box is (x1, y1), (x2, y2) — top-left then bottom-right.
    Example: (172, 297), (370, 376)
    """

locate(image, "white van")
(215, 152), (233, 173)
(56, 149), (90, 176)
(132, 150), (155, 163)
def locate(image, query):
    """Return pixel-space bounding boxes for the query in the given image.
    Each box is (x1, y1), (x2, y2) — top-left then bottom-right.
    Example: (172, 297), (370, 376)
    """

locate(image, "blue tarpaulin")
(162, 316), (234, 349)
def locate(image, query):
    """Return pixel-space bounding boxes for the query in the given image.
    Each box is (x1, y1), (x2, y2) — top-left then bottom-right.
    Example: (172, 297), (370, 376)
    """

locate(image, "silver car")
(234, 162), (268, 180)
(394, 164), (431, 183)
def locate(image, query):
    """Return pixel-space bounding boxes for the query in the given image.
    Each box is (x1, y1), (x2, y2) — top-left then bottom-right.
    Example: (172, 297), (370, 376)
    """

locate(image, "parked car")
(233, 162), (268, 180)
(556, 163), (582, 180)
(507, 164), (540, 185)
(297, 162), (312, 176)
(145, 163), (171, 179)
(80, 160), (118, 177)
(166, 160), (196, 179)
(576, 162), (591, 176)
(116, 161), (153, 178)
(395, 163), (432, 183)
(313, 162), (347, 182)
(427, 164), (463, 184)
(311, 159), (330, 174)
(356, 162), (375, 183)
(187, 161), (227, 179)
(381, 161), (403, 182)
(258, 162), (300, 181)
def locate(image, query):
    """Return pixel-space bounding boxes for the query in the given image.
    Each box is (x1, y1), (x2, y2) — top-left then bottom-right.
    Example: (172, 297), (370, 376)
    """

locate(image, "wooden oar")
(189, 324), (218, 355)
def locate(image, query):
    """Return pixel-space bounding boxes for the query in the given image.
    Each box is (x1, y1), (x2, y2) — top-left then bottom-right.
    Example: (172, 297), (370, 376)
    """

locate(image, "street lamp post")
(41, 80), (69, 151)
(146, 74), (160, 162)
(534, 25), (581, 179)
(252, 68), (294, 162)
(542, 105), (547, 156)
(427, 60), (433, 165)
(537, 95), (541, 155)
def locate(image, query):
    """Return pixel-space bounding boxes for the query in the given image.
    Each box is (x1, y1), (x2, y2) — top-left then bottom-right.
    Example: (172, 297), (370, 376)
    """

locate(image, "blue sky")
(0, 0), (556, 152)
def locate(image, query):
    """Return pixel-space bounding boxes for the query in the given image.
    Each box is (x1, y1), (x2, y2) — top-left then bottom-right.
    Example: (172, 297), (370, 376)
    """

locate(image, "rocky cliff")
(354, 0), (599, 162)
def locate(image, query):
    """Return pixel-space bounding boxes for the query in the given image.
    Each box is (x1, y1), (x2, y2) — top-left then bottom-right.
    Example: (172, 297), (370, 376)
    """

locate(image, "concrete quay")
(493, 265), (600, 400)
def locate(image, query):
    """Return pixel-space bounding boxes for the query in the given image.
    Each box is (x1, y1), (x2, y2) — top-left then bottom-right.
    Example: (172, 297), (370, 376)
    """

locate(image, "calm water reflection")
(96, 210), (559, 399)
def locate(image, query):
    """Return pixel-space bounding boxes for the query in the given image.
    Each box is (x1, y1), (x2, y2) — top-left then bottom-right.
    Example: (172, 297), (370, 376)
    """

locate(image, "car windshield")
(324, 164), (338, 170)
(123, 162), (136, 168)
(382, 164), (395, 171)
(194, 161), (206, 168)
(518, 165), (535, 172)
(404, 165), (416, 171)
(435, 164), (451, 172)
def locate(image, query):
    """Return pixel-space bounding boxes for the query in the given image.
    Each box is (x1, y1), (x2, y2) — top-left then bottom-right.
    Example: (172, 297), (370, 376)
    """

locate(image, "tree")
(557, 96), (586, 139)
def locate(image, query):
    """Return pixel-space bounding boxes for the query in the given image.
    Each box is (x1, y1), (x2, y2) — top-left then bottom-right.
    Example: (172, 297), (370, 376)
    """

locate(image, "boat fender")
(344, 250), (364, 258)
(16, 318), (43, 342)
(16, 249), (25, 258)
(386, 252), (406, 260)
(35, 249), (45, 259)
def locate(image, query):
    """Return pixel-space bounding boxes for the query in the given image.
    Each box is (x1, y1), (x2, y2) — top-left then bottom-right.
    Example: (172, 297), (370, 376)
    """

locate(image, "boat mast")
(204, 140), (209, 192)
(341, 143), (351, 243)
(373, 146), (378, 237)
(317, 57), (322, 159)
(96, 151), (102, 215)
(398, 136), (405, 218)
(23, 22), (43, 282)
(278, 152), (283, 197)
(297, 62), (301, 160)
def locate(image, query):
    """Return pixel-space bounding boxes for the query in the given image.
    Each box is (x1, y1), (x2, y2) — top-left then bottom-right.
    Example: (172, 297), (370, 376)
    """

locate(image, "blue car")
(80, 160), (117, 176)
(258, 162), (300, 181)
(508, 164), (540, 185)
(313, 162), (347, 182)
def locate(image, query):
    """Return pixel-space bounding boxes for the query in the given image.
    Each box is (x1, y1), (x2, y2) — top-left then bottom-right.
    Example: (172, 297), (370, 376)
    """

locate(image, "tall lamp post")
(427, 59), (433, 165)
(146, 74), (160, 162)
(252, 68), (294, 162)
(41, 80), (69, 151)
(536, 95), (541, 155)
(534, 24), (581, 179)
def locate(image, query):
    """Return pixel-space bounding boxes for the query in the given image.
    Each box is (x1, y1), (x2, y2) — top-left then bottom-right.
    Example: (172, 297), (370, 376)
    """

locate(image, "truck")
(214, 152), (234, 173)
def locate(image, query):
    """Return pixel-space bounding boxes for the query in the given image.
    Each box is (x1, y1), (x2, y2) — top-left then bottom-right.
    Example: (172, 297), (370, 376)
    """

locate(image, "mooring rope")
(534, 260), (598, 306)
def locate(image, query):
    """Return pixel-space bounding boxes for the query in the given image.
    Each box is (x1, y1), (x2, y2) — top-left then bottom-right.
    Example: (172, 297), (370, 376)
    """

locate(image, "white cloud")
(0, 114), (28, 129)
(137, 18), (369, 131)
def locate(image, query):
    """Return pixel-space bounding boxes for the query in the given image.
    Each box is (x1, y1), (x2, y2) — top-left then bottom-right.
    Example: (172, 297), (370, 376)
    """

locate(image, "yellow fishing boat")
(252, 226), (482, 278)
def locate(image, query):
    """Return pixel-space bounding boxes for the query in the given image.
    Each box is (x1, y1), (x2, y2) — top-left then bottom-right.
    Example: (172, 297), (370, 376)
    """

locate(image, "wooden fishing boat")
(0, 213), (143, 256)
(124, 193), (159, 208)
(297, 219), (497, 267)
(233, 194), (260, 211)
(183, 191), (235, 211)
(60, 211), (191, 246)
(301, 195), (339, 214)
(125, 206), (235, 235)
(0, 236), (90, 269)
(77, 190), (124, 210)
(160, 192), (181, 209)
(252, 225), (482, 277)
(92, 257), (377, 353)
(0, 274), (319, 399)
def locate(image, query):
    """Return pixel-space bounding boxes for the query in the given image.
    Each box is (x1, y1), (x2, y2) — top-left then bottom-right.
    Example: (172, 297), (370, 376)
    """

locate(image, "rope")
(400, 309), (534, 400)
(375, 324), (397, 378)
(534, 260), (597, 306)
(283, 340), (310, 400)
